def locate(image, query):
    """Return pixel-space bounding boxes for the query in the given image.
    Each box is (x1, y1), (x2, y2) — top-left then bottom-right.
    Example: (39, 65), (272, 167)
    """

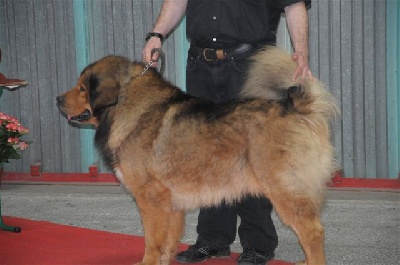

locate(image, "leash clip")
(141, 60), (154, 76)
(141, 48), (165, 76)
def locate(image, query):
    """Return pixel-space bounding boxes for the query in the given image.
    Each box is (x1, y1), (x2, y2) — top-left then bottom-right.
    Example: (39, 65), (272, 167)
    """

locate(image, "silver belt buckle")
(203, 48), (216, 61)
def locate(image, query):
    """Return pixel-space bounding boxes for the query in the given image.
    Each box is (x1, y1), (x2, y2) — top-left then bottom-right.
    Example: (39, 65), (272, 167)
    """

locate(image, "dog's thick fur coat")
(57, 46), (338, 265)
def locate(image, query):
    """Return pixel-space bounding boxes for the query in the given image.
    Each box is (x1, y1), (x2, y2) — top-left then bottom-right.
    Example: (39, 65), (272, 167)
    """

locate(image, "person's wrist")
(145, 32), (164, 42)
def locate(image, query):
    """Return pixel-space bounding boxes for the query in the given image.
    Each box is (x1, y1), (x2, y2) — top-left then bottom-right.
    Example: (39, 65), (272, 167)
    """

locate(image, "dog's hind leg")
(269, 193), (326, 265)
(160, 210), (185, 265)
(133, 180), (174, 265)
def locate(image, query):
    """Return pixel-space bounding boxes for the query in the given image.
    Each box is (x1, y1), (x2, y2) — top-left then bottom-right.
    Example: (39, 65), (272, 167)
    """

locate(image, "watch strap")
(146, 32), (164, 42)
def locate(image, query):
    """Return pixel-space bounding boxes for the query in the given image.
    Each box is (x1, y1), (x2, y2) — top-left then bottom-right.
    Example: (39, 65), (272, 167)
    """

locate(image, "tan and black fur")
(57, 46), (338, 265)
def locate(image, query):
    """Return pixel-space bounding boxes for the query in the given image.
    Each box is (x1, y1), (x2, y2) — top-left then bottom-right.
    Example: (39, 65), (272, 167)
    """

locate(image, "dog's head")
(56, 56), (134, 127)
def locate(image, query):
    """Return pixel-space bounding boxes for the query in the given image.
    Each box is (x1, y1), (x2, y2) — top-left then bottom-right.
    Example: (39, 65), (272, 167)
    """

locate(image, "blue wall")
(387, 0), (400, 178)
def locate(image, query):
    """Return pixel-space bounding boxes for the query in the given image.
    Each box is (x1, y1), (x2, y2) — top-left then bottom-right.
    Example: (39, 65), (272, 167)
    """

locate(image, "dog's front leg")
(134, 180), (173, 265)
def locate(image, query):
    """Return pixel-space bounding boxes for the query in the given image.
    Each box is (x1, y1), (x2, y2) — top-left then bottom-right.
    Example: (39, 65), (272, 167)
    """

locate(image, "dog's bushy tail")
(241, 46), (339, 122)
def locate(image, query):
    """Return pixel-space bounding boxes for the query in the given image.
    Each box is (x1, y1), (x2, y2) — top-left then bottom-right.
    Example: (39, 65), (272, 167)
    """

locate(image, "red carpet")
(0, 217), (293, 265)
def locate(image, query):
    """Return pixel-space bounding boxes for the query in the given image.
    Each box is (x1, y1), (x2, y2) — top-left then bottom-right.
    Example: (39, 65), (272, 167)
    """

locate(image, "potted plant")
(0, 112), (29, 167)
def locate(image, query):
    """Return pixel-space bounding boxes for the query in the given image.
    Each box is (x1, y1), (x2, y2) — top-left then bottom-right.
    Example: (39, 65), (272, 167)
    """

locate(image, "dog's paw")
(160, 254), (171, 265)
(295, 260), (307, 265)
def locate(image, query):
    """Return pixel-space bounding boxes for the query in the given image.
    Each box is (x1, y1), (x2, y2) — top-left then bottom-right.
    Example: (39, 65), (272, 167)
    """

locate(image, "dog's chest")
(114, 168), (124, 183)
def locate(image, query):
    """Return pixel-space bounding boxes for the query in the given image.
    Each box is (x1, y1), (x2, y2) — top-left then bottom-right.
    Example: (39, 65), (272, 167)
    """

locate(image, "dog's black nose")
(56, 96), (63, 103)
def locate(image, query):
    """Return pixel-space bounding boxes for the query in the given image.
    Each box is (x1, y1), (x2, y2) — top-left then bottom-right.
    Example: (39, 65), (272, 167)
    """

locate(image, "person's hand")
(142, 37), (162, 66)
(291, 51), (313, 82)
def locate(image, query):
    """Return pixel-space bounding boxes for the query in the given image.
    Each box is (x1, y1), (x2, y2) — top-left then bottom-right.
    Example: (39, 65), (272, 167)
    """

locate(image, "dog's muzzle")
(56, 95), (92, 122)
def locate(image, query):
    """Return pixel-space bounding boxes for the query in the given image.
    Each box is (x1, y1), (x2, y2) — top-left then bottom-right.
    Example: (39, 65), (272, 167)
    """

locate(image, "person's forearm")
(143, 0), (187, 63)
(284, 2), (309, 57)
(285, 2), (313, 81)
(152, 0), (188, 37)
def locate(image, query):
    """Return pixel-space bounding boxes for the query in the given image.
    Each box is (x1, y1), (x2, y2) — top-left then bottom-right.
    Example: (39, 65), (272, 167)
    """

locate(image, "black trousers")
(185, 47), (278, 255)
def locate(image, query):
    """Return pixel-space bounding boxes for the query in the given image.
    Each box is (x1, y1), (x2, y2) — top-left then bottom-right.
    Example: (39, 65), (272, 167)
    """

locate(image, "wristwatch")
(145, 32), (164, 42)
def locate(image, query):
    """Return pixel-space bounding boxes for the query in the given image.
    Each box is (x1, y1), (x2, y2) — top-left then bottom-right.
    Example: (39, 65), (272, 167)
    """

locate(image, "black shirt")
(186, 0), (310, 48)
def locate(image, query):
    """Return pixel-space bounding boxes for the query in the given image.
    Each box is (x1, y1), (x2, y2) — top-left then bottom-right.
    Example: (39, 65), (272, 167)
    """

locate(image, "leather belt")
(190, 44), (256, 62)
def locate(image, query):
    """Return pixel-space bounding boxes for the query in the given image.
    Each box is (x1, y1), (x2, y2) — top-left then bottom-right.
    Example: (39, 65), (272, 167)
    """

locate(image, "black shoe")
(176, 243), (230, 263)
(236, 248), (274, 265)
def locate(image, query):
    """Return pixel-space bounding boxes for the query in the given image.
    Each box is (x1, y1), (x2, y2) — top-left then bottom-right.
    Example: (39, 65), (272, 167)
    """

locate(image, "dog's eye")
(79, 87), (86, 92)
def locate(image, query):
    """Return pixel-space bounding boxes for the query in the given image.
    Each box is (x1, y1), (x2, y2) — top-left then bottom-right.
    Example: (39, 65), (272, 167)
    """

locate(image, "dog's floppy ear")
(87, 74), (120, 117)
(89, 74), (100, 108)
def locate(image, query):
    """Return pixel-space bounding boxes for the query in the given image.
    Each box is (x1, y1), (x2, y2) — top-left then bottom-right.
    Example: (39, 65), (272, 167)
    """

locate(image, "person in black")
(143, 1), (312, 265)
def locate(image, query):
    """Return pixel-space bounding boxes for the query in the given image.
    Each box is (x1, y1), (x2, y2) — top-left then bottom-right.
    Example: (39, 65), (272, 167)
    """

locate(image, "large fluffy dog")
(57, 46), (338, 265)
